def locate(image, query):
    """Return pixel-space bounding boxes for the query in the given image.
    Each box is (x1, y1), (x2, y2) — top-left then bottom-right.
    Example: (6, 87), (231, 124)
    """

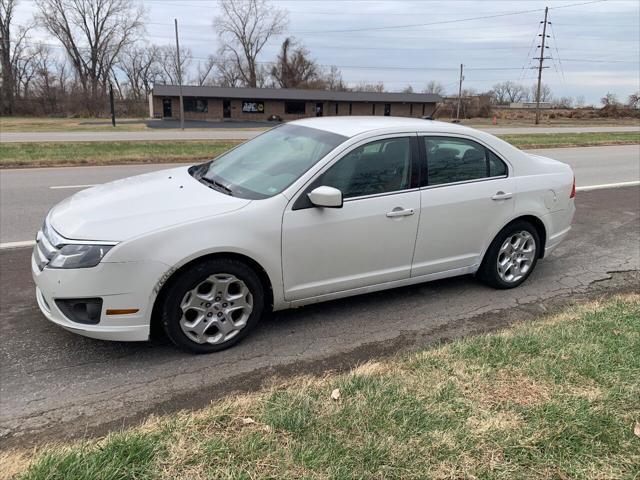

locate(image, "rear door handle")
(491, 191), (513, 201)
(386, 208), (415, 218)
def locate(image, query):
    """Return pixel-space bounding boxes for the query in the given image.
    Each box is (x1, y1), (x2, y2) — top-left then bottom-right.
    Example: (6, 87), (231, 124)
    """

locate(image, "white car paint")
(32, 117), (575, 342)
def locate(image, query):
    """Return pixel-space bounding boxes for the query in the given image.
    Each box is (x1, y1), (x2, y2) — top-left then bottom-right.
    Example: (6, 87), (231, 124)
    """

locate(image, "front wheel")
(477, 221), (540, 289)
(160, 258), (264, 353)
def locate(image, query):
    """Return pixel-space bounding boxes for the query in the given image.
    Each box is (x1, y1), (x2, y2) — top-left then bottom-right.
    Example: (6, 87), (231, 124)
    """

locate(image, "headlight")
(48, 244), (113, 269)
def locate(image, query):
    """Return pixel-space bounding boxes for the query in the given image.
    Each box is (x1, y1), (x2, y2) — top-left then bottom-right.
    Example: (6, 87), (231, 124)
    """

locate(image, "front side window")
(423, 137), (507, 186)
(318, 137), (412, 199)
(197, 124), (346, 199)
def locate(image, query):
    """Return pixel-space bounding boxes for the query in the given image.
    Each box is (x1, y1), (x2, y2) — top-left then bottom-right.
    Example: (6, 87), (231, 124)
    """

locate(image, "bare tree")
(36, 0), (144, 114)
(213, 0), (288, 88)
(13, 39), (37, 98)
(627, 92), (639, 109)
(158, 44), (192, 85)
(1, 0), (33, 114)
(423, 80), (445, 96)
(555, 96), (574, 108)
(401, 85), (414, 93)
(575, 95), (586, 108)
(601, 92), (619, 106)
(323, 65), (346, 91)
(270, 37), (320, 88)
(489, 81), (527, 104)
(213, 54), (243, 87)
(529, 83), (553, 103)
(118, 44), (161, 99)
(194, 55), (217, 86)
(352, 81), (385, 93)
(0, 0), (16, 113)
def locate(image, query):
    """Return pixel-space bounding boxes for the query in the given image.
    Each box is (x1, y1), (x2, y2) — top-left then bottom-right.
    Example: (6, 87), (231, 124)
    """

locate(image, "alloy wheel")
(179, 273), (253, 344)
(496, 230), (537, 283)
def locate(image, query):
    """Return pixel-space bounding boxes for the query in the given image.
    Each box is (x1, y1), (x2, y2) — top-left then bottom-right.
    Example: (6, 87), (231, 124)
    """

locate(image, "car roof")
(289, 116), (475, 138)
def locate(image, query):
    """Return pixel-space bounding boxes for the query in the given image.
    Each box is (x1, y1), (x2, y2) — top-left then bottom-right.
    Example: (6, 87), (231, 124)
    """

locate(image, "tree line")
(1, 0), (638, 117)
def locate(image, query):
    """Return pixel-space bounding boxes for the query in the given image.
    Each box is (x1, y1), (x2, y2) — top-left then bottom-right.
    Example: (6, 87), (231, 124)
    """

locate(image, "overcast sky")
(13, 0), (640, 104)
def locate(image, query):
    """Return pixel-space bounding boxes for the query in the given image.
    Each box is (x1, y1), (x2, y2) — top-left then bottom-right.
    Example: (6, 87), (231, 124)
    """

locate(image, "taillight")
(570, 176), (576, 199)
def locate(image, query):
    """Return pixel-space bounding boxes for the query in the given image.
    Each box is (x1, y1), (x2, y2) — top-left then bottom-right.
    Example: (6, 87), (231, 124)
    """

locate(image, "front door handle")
(386, 208), (415, 218)
(491, 191), (513, 201)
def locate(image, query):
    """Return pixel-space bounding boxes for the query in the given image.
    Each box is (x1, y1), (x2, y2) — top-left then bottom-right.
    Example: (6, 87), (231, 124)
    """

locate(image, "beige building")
(149, 85), (440, 122)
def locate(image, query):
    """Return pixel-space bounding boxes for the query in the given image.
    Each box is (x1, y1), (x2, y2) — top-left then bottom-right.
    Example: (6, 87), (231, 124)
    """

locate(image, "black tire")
(476, 220), (541, 289)
(160, 258), (264, 354)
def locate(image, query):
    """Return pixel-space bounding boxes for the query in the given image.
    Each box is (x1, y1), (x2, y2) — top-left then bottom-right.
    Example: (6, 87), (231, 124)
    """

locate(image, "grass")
(500, 131), (640, 149)
(0, 140), (242, 168)
(4, 294), (639, 479)
(1, 131), (639, 168)
(0, 117), (151, 132)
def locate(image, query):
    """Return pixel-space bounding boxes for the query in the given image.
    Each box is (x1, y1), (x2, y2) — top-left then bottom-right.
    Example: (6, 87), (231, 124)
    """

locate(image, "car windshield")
(197, 124), (347, 199)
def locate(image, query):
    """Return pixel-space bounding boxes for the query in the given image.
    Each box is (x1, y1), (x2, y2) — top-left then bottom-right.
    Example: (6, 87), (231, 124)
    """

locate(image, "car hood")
(48, 166), (251, 242)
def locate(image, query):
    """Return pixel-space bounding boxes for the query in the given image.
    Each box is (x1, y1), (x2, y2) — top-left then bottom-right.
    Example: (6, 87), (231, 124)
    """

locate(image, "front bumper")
(32, 253), (169, 342)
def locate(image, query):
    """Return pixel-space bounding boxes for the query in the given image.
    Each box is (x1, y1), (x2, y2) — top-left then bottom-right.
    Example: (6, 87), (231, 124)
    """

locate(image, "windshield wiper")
(200, 176), (233, 196)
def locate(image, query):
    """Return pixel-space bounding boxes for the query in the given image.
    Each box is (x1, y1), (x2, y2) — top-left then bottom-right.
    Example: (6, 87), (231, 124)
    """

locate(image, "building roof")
(289, 116), (471, 137)
(152, 84), (441, 103)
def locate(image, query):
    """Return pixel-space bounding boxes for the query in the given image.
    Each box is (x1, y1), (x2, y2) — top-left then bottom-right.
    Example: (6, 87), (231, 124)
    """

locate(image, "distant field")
(5, 294), (638, 479)
(502, 131), (640, 149)
(1, 131), (638, 168)
(1, 115), (639, 133)
(0, 117), (150, 132)
(0, 140), (241, 168)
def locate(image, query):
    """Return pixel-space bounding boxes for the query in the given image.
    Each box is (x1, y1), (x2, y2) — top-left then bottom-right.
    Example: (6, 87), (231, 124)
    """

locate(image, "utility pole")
(174, 18), (185, 130)
(109, 83), (116, 127)
(456, 63), (464, 121)
(534, 6), (550, 125)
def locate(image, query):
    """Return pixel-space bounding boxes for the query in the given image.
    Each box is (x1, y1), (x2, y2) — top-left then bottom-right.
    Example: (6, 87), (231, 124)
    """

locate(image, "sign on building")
(242, 101), (265, 113)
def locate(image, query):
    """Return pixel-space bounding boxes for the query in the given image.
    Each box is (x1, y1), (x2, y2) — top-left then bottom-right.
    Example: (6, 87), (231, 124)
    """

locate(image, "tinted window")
(319, 137), (412, 198)
(423, 137), (506, 186)
(285, 101), (305, 114)
(488, 150), (507, 176)
(184, 97), (208, 113)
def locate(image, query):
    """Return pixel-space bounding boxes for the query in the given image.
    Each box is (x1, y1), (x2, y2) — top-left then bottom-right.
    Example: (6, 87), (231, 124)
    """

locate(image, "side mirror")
(307, 186), (343, 208)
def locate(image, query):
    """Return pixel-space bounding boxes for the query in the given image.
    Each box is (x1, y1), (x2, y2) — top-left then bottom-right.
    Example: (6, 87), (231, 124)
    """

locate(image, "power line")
(548, 19), (566, 83)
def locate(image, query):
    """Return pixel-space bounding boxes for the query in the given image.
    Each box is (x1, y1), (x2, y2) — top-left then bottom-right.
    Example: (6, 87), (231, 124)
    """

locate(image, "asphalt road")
(1, 145), (639, 244)
(1, 186), (638, 446)
(1, 124), (638, 143)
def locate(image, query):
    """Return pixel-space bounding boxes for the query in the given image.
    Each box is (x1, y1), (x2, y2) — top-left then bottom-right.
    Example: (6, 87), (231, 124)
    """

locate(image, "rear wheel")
(477, 220), (540, 289)
(160, 258), (264, 353)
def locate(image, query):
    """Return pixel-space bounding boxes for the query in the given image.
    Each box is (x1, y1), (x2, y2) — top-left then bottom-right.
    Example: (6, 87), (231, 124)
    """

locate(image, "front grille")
(34, 227), (60, 271)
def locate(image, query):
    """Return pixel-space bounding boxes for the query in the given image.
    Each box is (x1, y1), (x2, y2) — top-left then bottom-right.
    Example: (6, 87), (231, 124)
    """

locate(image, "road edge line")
(0, 240), (35, 250)
(576, 180), (640, 192)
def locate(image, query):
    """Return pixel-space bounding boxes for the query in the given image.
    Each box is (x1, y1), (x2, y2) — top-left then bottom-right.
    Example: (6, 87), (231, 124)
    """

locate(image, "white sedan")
(32, 117), (575, 353)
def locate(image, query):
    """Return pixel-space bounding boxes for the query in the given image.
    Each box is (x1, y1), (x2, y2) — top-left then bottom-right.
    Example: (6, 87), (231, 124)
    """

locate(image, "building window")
(184, 97), (208, 113)
(242, 100), (265, 113)
(284, 101), (305, 114)
(384, 103), (391, 116)
(410, 104), (413, 116)
(422, 104), (426, 116)
(335, 103), (339, 115)
(349, 103), (352, 115)
(372, 104), (376, 115)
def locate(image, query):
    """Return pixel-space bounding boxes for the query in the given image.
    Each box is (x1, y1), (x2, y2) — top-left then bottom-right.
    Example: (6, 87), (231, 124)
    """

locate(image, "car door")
(282, 135), (421, 301)
(411, 135), (515, 277)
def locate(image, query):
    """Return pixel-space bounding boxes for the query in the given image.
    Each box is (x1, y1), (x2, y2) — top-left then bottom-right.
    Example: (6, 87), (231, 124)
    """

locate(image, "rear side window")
(423, 137), (507, 186)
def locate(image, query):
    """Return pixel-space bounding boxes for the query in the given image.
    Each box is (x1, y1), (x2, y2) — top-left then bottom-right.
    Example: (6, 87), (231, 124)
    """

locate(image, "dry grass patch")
(11, 294), (640, 479)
